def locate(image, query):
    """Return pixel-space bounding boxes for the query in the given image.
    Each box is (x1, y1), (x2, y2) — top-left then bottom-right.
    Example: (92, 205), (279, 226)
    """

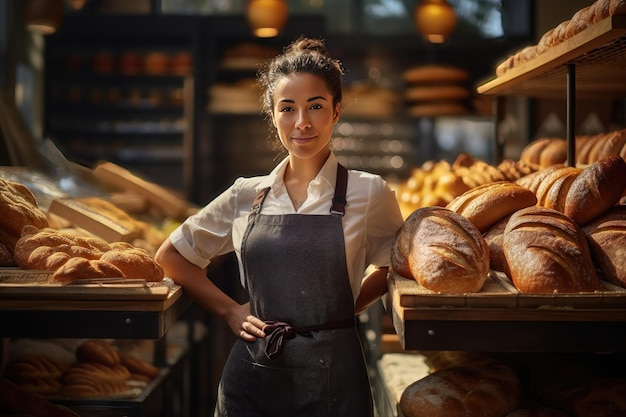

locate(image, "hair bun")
(288, 37), (329, 57)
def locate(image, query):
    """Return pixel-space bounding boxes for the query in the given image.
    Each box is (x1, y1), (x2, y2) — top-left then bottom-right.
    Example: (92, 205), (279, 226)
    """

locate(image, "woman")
(155, 37), (404, 417)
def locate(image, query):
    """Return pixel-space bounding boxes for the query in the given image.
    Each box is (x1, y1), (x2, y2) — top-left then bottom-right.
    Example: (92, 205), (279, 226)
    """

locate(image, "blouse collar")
(257, 152), (339, 193)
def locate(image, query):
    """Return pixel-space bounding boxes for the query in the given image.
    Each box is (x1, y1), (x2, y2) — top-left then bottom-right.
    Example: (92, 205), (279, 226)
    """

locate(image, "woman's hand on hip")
(225, 302), (267, 341)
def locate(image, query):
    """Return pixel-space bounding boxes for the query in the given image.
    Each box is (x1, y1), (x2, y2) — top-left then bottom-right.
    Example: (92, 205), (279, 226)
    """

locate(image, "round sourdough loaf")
(399, 358), (522, 417)
(446, 181), (537, 233)
(401, 206), (489, 294)
(503, 206), (602, 293)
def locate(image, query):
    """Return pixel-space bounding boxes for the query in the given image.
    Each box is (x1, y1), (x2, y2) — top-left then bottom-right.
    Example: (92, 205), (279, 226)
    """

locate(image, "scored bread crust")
(446, 181), (538, 233)
(582, 205), (626, 288)
(503, 206), (602, 293)
(564, 155), (626, 226)
(399, 358), (522, 417)
(404, 206), (489, 294)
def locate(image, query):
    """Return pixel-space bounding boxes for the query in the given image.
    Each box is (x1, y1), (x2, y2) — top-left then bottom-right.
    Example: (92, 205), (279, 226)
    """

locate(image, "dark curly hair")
(258, 37), (344, 120)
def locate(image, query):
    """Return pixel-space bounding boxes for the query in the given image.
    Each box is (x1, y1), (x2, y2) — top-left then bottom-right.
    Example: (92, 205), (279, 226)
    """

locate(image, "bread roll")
(564, 155), (626, 225)
(582, 205), (626, 288)
(403, 206), (490, 294)
(446, 181), (538, 233)
(399, 358), (522, 417)
(503, 206), (602, 293)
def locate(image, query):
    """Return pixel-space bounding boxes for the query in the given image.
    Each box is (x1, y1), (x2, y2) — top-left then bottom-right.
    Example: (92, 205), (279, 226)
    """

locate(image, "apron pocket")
(243, 359), (330, 417)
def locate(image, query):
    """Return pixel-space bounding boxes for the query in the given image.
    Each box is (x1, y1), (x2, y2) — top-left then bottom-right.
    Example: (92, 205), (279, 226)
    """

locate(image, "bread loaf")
(76, 339), (120, 366)
(582, 205), (626, 288)
(391, 210), (422, 279)
(542, 377), (626, 417)
(4, 355), (68, 381)
(403, 65), (470, 84)
(483, 215), (511, 274)
(63, 362), (131, 384)
(564, 155), (626, 226)
(399, 358), (522, 417)
(446, 181), (537, 233)
(0, 179), (48, 254)
(399, 206), (489, 294)
(100, 243), (164, 282)
(503, 206), (602, 293)
(535, 166), (581, 212)
(119, 352), (159, 379)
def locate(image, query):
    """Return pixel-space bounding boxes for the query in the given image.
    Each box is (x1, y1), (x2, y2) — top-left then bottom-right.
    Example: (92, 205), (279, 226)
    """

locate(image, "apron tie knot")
(262, 321), (312, 360)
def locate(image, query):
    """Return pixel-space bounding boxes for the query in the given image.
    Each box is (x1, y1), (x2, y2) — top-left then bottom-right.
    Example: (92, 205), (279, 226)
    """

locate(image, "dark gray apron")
(215, 164), (373, 417)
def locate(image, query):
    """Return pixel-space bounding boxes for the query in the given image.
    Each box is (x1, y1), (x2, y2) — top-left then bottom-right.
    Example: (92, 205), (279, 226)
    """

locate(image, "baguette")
(503, 206), (602, 293)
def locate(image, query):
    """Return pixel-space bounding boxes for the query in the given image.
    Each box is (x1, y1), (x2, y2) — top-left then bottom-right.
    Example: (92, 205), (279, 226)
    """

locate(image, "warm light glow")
(247, 0), (288, 38)
(24, 0), (64, 35)
(415, 0), (457, 44)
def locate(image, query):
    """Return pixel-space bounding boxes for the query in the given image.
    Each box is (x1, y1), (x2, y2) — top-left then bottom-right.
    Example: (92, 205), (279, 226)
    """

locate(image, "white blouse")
(169, 153), (405, 301)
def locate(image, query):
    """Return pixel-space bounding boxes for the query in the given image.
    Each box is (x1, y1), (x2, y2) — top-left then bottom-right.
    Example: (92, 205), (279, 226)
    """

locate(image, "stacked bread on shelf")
(394, 126), (626, 294)
(519, 128), (626, 167)
(402, 65), (471, 118)
(392, 349), (626, 417)
(2, 339), (159, 401)
(495, 0), (626, 76)
(394, 153), (541, 218)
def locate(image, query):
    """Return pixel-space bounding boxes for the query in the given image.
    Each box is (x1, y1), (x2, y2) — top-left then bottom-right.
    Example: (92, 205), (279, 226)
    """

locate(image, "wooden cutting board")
(0, 269), (171, 300)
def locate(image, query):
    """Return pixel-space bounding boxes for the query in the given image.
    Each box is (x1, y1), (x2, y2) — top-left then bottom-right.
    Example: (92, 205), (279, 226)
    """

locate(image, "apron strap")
(249, 186), (271, 222)
(330, 164), (348, 216)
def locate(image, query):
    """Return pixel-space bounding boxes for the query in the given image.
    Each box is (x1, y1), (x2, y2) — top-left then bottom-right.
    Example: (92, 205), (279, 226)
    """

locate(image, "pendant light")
(247, 0), (288, 38)
(414, 0), (457, 44)
(23, 0), (64, 35)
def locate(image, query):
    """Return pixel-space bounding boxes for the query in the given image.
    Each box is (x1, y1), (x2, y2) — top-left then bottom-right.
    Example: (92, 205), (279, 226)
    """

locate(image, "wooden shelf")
(477, 15), (626, 99)
(387, 272), (626, 352)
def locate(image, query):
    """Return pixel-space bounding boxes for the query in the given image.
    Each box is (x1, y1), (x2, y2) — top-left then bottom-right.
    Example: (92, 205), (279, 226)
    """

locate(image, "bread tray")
(0, 268), (173, 300)
(389, 269), (626, 309)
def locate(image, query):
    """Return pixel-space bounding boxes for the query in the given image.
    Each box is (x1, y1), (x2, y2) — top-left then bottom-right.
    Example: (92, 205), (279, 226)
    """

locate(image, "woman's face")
(271, 72), (339, 162)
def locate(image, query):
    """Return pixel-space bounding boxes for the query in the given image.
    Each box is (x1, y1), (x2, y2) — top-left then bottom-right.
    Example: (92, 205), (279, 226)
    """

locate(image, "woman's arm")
(155, 239), (266, 341)
(354, 266), (389, 315)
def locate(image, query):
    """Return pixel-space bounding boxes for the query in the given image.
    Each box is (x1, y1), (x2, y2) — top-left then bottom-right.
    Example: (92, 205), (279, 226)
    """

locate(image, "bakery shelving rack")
(478, 14), (626, 165)
(386, 14), (626, 354)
